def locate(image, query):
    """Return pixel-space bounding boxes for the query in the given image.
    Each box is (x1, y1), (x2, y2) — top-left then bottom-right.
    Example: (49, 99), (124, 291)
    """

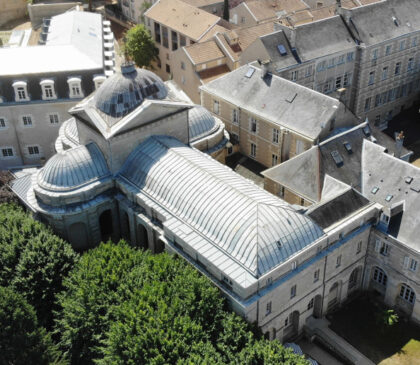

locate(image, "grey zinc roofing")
(201, 65), (340, 140)
(0, 11), (104, 76)
(362, 140), (420, 250)
(287, 16), (355, 62)
(188, 105), (218, 142)
(37, 143), (110, 192)
(93, 64), (168, 123)
(118, 135), (324, 277)
(346, 0), (420, 46)
(259, 31), (300, 70)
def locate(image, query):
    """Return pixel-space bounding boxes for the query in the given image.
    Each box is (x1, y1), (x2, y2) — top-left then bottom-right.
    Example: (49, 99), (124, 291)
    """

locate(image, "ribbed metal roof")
(188, 105), (218, 142)
(119, 136), (324, 277)
(38, 143), (109, 191)
(93, 63), (168, 123)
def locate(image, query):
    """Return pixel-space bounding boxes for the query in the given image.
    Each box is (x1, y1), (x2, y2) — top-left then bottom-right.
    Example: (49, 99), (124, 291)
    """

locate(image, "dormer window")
(93, 75), (106, 90)
(68, 77), (83, 98)
(40, 79), (57, 100)
(12, 81), (29, 102)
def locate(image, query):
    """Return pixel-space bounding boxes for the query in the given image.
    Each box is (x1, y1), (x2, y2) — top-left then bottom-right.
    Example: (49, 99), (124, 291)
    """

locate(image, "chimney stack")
(395, 130), (404, 158)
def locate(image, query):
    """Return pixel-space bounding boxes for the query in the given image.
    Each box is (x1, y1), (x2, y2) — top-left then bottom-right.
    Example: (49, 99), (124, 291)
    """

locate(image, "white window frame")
(399, 283), (415, 304)
(21, 115), (34, 128)
(49, 113), (59, 125)
(93, 75), (106, 90)
(12, 81), (29, 102)
(0, 146), (15, 159)
(68, 77), (84, 99)
(40, 79), (57, 100)
(250, 142), (256, 158)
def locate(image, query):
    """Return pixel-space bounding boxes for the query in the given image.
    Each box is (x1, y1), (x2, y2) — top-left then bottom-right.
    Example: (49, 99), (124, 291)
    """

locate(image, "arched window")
(40, 79), (57, 100)
(399, 284), (415, 304)
(68, 77), (84, 98)
(373, 267), (387, 286)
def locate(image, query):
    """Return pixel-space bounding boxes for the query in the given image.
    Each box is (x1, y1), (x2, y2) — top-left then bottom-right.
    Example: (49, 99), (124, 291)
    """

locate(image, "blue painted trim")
(240, 222), (372, 308)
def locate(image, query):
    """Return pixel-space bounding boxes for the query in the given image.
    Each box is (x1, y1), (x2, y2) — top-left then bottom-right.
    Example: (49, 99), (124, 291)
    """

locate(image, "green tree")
(223, 0), (229, 21)
(12, 231), (78, 328)
(0, 204), (78, 328)
(0, 286), (62, 365)
(123, 24), (158, 68)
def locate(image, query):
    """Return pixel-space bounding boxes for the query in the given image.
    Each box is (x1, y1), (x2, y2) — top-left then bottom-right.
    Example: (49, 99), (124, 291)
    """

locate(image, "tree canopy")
(123, 24), (158, 68)
(0, 286), (60, 365)
(55, 242), (308, 364)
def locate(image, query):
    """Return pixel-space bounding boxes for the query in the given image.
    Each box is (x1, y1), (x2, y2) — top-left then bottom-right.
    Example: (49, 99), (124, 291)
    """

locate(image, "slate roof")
(361, 140), (420, 250)
(262, 123), (411, 202)
(345, 0), (420, 46)
(307, 188), (371, 229)
(119, 135), (324, 278)
(201, 64), (340, 140)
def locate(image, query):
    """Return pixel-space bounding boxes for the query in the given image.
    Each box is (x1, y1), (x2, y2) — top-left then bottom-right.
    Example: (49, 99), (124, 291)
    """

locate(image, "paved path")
(305, 317), (375, 365)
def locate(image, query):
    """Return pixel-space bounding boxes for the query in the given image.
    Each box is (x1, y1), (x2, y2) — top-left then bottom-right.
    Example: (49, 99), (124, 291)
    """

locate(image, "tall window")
(213, 100), (220, 115)
(395, 62), (401, 75)
(314, 269), (320, 283)
(22, 115), (32, 127)
(382, 67), (388, 80)
(250, 117), (257, 133)
(409, 258), (418, 272)
(171, 30), (178, 51)
(399, 40), (405, 51)
(336, 255), (342, 268)
(232, 109), (239, 124)
(266, 301), (272, 315)
(336, 76), (342, 89)
(371, 49), (378, 60)
(250, 143), (256, 158)
(408, 58), (414, 71)
(343, 72), (351, 87)
(368, 71), (375, 85)
(399, 284), (415, 304)
(364, 97), (371, 112)
(271, 154), (278, 166)
(291, 70), (298, 81)
(347, 52), (354, 62)
(305, 65), (312, 77)
(154, 22), (161, 43)
(307, 298), (314, 310)
(373, 267), (387, 286)
(162, 26), (169, 48)
(356, 241), (362, 254)
(0, 118), (6, 129)
(272, 128), (279, 143)
(385, 45), (392, 55)
(290, 284), (297, 299)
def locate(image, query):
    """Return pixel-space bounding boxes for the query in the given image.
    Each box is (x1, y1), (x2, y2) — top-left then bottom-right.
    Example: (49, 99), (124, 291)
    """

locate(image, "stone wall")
(28, 2), (81, 28)
(0, 0), (27, 27)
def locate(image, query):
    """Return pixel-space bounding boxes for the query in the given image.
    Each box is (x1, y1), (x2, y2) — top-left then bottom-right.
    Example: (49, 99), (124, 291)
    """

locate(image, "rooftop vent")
(245, 67), (255, 78)
(343, 141), (352, 154)
(410, 184), (420, 193)
(362, 125), (371, 137)
(385, 194), (393, 202)
(277, 44), (287, 56)
(405, 176), (413, 184)
(392, 16), (399, 26)
(371, 186), (379, 194)
(331, 150), (343, 167)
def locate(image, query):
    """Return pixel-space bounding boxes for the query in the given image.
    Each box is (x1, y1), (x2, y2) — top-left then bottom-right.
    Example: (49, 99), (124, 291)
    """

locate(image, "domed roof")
(188, 105), (218, 142)
(37, 143), (110, 191)
(93, 63), (167, 118)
